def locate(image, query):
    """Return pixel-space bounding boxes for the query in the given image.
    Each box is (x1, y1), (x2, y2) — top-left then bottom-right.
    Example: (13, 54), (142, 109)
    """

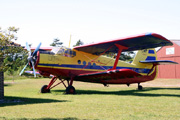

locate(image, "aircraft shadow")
(0, 117), (80, 120)
(53, 87), (180, 98)
(0, 96), (68, 107)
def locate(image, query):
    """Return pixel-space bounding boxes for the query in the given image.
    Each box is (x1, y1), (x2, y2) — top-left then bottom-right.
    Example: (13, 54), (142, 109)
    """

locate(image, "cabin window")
(88, 62), (91, 66)
(78, 60), (81, 64)
(93, 63), (96, 68)
(83, 61), (86, 65)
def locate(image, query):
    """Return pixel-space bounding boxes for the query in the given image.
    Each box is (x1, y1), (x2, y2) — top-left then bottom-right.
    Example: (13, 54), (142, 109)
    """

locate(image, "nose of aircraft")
(29, 51), (40, 69)
(19, 42), (41, 77)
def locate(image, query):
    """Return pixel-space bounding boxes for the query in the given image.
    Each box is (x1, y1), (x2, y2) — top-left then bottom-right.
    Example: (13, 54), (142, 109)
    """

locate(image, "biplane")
(20, 33), (177, 94)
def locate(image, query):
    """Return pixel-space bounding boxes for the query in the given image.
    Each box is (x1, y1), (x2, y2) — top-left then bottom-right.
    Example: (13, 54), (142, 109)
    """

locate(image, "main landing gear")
(41, 85), (50, 93)
(138, 83), (143, 90)
(40, 76), (76, 94)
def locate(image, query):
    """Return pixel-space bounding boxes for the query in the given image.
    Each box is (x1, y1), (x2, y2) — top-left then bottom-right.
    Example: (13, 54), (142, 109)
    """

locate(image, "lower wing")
(24, 71), (54, 77)
(75, 69), (142, 82)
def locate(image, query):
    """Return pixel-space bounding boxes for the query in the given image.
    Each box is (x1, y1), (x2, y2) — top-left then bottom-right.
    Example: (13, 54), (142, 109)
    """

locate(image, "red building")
(157, 40), (180, 78)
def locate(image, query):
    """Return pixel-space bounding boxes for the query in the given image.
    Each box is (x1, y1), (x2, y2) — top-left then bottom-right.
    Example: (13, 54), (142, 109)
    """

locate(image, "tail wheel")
(41, 85), (50, 93)
(66, 86), (76, 94)
(138, 84), (143, 90)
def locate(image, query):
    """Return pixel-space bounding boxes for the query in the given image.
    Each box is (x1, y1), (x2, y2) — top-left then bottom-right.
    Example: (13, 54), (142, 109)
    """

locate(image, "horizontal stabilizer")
(139, 60), (178, 65)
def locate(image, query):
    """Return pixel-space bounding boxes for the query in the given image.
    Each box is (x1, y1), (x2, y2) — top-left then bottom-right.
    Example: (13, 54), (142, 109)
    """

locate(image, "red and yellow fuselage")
(34, 47), (157, 84)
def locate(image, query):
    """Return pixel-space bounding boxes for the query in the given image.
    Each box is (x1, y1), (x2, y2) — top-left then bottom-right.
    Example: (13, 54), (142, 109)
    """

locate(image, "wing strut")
(112, 44), (128, 70)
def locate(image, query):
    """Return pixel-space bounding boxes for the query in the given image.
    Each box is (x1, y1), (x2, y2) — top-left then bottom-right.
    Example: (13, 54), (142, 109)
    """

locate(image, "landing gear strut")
(138, 83), (143, 90)
(40, 76), (76, 94)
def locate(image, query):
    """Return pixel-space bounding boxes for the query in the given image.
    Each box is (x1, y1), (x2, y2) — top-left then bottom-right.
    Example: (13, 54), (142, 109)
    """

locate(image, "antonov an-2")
(20, 33), (177, 94)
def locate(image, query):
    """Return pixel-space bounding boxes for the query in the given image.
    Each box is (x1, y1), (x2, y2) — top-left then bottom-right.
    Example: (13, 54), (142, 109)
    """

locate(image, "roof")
(171, 40), (180, 46)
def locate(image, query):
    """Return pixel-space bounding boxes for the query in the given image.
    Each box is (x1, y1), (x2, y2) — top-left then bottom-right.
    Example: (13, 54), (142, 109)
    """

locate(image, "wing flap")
(75, 69), (142, 82)
(74, 33), (173, 55)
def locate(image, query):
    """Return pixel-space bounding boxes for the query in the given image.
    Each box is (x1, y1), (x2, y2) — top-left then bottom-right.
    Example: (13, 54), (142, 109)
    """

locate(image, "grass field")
(1, 78), (180, 120)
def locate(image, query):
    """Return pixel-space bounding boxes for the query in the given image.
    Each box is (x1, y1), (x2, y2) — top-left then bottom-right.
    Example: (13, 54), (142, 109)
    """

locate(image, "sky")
(1, 0), (180, 48)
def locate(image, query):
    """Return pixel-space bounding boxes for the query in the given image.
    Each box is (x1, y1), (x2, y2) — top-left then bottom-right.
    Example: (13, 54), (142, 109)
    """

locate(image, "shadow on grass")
(4, 83), (12, 87)
(0, 117), (81, 120)
(53, 87), (180, 97)
(0, 96), (68, 107)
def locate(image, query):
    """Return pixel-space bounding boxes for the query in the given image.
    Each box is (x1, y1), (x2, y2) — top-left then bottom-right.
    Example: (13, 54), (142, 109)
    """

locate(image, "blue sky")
(1, 0), (180, 47)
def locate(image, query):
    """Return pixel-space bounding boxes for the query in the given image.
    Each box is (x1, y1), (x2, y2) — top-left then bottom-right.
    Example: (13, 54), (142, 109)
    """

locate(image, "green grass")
(4, 70), (40, 81)
(1, 78), (180, 120)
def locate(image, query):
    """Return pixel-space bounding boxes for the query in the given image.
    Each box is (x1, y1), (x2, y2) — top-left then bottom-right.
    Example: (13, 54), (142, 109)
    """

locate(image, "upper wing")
(74, 33), (173, 55)
(75, 69), (142, 82)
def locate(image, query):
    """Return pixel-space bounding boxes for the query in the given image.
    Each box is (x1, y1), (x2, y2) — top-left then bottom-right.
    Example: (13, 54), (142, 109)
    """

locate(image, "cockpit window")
(70, 50), (76, 56)
(51, 47), (59, 54)
(64, 49), (76, 57)
(57, 49), (65, 55)
(51, 47), (76, 57)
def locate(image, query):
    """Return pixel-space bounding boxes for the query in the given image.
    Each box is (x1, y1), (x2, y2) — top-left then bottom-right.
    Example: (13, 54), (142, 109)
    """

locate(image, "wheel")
(66, 86), (76, 94)
(41, 85), (50, 93)
(138, 85), (143, 90)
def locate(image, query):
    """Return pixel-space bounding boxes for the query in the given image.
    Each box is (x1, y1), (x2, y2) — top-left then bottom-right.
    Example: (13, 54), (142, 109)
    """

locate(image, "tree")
(50, 38), (63, 47)
(107, 51), (135, 62)
(73, 39), (84, 47)
(4, 53), (28, 79)
(119, 51), (135, 62)
(0, 26), (24, 99)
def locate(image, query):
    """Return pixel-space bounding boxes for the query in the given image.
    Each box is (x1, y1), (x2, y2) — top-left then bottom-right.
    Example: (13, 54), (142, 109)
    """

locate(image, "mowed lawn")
(1, 78), (180, 120)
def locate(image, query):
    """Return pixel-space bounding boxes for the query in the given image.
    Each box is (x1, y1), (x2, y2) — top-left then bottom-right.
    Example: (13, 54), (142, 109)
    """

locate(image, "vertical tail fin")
(132, 49), (157, 66)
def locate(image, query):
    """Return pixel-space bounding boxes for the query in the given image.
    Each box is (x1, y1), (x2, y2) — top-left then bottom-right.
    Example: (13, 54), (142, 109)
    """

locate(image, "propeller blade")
(26, 42), (31, 55)
(33, 43), (41, 56)
(32, 65), (36, 77)
(19, 63), (28, 76)
(31, 60), (36, 77)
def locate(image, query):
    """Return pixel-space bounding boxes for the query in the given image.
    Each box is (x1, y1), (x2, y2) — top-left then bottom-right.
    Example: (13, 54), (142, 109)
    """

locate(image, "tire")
(41, 85), (50, 93)
(138, 85), (143, 90)
(66, 86), (76, 94)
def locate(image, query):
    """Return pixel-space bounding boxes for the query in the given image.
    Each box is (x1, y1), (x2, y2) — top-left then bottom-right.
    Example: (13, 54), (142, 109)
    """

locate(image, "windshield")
(51, 47), (60, 54)
(51, 47), (76, 57)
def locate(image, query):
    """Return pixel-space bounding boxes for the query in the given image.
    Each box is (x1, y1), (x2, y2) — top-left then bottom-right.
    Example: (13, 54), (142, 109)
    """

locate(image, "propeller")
(19, 42), (41, 77)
